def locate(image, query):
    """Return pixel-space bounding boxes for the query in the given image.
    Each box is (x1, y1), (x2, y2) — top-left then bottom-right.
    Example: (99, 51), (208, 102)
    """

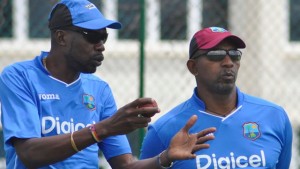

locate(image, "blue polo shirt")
(140, 88), (292, 169)
(0, 51), (131, 169)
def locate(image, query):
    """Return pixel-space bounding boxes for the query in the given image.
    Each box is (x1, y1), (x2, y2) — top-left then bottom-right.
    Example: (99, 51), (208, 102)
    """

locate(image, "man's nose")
(94, 43), (105, 52)
(221, 55), (234, 67)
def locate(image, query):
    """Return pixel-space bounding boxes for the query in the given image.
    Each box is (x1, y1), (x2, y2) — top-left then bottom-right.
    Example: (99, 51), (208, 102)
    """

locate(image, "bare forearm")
(13, 98), (159, 168)
(14, 127), (95, 168)
(109, 151), (172, 169)
(123, 157), (160, 169)
(126, 154), (171, 169)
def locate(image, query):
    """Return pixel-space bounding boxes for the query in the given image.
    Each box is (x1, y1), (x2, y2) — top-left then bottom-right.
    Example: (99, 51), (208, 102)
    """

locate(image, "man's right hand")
(96, 98), (160, 138)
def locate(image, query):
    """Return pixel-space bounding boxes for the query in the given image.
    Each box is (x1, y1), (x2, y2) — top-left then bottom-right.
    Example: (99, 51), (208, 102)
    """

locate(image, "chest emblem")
(83, 94), (96, 111)
(243, 122), (261, 140)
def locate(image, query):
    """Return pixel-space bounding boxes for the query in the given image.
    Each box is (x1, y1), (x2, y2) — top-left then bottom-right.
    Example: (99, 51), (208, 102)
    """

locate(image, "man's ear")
(186, 59), (198, 76)
(54, 30), (67, 46)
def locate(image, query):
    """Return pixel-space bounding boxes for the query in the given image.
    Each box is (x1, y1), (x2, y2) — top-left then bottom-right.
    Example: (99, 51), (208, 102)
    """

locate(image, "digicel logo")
(196, 150), (266, 169)
(42, 116), (94, 134)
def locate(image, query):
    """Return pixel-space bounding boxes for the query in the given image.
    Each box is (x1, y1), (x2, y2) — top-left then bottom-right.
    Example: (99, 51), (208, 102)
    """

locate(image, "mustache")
(221, 69), (235, 76)
(92, 54), (104, 62)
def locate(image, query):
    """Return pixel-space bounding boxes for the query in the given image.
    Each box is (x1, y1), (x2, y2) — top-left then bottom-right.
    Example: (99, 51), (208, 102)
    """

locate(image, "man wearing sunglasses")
(140, 27), (293, 169)
(0, 0), (217, 169)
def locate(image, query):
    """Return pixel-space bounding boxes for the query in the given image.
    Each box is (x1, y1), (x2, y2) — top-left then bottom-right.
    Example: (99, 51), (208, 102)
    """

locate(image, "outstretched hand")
(167, 115), (216, 161)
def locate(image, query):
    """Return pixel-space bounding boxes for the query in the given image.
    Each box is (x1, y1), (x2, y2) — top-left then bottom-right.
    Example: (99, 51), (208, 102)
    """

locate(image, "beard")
(79, 64), (98, 74)
(212, 83), (236, 95)
(205, 73), (237, 95)
(66, 41), (102, 74)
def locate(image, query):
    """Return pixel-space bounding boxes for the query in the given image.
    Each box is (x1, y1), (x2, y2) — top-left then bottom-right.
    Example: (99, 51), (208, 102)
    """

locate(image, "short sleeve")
(140, 125), (166, 159)
(276, 111), (293, 169)
(0, 67), (41, 146)
(96, 84), (132, 159)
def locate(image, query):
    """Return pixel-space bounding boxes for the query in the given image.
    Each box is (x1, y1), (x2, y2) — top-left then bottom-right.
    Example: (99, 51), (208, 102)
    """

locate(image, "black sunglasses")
(63, 28), (108, 44)
(192, 49), (242, 62)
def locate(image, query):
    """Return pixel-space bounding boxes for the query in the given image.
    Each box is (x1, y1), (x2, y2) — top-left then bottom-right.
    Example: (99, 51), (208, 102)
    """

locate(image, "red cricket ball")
(138, 100), (158, 117)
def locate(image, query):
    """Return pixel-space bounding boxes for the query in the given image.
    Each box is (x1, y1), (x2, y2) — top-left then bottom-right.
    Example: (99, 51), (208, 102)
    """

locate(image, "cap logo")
(85, 3), (96, 10)
(210, 27), (228, 33)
